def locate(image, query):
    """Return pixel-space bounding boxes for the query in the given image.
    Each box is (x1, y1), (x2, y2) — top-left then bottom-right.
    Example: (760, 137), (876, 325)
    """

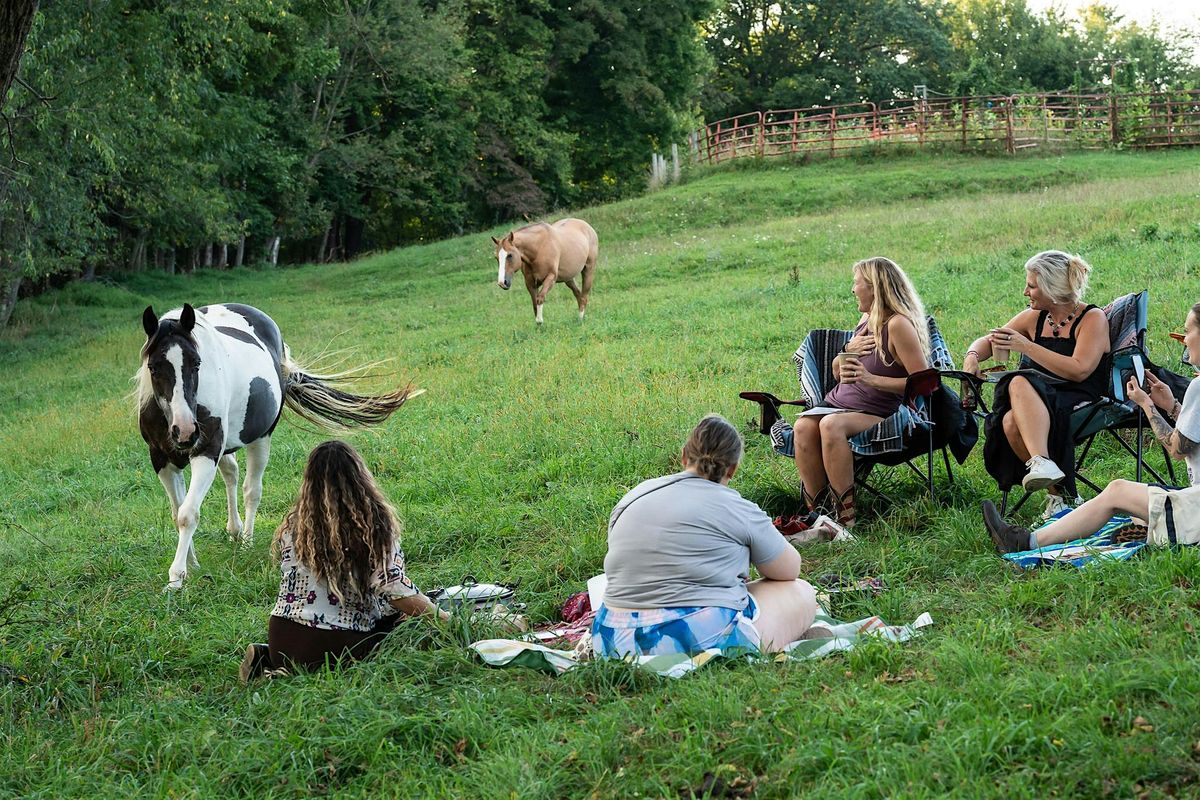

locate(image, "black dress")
(983, 306), (1109, 498)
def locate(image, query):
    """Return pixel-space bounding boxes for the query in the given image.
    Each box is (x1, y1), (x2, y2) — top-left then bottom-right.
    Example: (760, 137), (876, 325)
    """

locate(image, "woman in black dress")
(962, 251), (1110, 519)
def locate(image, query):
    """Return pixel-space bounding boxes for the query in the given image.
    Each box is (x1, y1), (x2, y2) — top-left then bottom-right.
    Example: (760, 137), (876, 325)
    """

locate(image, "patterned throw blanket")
(1002, 512), (1147, 569)
(470, 608), (933, 678)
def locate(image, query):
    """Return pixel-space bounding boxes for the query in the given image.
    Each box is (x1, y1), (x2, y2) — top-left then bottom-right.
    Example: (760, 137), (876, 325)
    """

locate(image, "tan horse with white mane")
(493, 218), (598, 324)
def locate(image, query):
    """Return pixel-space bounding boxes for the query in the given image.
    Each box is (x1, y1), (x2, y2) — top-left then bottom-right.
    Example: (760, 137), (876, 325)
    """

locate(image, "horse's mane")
(513, 221), (551, 235)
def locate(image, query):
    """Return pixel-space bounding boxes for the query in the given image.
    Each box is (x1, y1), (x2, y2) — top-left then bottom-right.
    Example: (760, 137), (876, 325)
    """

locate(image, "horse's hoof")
(163, 579), (184, 592)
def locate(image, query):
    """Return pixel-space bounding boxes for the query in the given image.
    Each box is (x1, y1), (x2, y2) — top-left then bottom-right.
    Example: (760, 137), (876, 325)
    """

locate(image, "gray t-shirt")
(1175, 376), (1200, 486)
(602, 472), (790, 611)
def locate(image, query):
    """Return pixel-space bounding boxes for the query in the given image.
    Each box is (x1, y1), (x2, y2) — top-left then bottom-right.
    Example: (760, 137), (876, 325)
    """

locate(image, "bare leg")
(793, 416), (826, 498)
(167, 456), (219, 589)
(1001, 411), (1031, 463)
(818, 412), (885, 494)
(1007, 376), (1051, 458)
(747, 579), (817, 652)
(1032, 479), (1150, 548)
(241, 437), (271, 545)
(218, 453), (243, 539)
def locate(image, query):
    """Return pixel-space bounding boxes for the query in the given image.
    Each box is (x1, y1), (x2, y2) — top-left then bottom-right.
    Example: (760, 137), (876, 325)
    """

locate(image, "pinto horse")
(493, 218), (598, 324)
(137, 303), (412, 589)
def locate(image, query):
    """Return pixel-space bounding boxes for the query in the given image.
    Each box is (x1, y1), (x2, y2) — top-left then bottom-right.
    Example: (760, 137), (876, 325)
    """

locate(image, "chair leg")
(941, 447), (955, 485)
(1136, 414), (1144, 483)
(927, 427), (935, 500)
(1000, 489), (1010, 517)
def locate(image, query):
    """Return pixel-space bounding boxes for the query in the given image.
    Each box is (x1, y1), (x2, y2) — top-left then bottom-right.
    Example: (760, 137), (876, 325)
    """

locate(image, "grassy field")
(3, 150), (1200, 798)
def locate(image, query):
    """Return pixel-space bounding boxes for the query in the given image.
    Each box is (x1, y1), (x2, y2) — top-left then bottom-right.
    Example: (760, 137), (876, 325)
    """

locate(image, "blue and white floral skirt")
(591, 596), (761, 659)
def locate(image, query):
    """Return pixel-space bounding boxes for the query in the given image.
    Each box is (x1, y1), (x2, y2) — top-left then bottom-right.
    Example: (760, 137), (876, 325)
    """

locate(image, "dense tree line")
(0, 0), (1195, 326)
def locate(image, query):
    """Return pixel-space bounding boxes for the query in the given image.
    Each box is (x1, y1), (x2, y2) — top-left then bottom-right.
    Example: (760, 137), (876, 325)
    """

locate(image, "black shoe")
(239, 643), (270, 684)
(982, 500), (1030, 555)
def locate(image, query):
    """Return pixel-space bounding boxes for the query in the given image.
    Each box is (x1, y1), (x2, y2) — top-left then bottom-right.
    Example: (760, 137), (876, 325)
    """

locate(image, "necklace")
(1047, 302), (1081, 338)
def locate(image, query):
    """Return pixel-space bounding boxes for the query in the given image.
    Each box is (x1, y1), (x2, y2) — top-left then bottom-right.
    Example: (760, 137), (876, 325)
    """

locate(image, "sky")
(1027, 0), (1198, 33)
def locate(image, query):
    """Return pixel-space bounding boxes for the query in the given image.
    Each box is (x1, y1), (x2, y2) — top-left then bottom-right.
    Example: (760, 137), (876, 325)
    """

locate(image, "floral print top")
(270, 532), (421, 632)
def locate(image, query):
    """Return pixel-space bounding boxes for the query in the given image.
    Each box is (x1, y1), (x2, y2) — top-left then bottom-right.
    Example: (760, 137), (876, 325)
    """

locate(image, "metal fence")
(691, 91), (1200, 164)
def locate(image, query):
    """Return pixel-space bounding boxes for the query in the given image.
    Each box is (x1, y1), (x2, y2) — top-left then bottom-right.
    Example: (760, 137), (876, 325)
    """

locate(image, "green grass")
(4, 150), (1200, 798)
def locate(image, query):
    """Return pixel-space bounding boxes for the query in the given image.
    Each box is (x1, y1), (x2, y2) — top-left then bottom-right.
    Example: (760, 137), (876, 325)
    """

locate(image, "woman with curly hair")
(239, 440), (446, 681)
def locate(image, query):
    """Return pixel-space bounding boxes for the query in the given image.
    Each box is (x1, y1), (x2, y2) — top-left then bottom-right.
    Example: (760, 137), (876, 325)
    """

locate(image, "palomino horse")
(493, 218), (598, 324)
(137, 303), (413, 589)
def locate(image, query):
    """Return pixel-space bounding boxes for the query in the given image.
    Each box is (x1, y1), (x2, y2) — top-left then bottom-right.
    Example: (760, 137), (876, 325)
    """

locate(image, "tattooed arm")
(1145, 406), (1200, 460)
(1128, 375), (1198, 460)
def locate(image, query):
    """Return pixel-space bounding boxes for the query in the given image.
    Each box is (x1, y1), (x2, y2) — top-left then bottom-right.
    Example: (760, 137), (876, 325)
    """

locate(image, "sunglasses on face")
(1170, 332), (1186, 343)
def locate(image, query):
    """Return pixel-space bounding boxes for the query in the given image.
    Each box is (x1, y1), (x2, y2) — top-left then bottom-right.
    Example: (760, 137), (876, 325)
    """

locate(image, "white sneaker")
(1042, 493), (1071, 521)
(1022, 455), (1065, 491)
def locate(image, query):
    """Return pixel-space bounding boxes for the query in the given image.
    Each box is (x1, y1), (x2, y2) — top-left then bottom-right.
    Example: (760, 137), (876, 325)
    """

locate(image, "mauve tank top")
(823, 318), (911, 417)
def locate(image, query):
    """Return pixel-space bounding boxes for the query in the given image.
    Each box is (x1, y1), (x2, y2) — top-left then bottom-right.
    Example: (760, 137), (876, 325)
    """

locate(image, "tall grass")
(3, 150), (1200, 798)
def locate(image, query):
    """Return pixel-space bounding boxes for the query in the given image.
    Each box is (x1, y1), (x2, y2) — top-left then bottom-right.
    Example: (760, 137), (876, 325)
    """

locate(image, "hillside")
(3, 150), (1200, 798)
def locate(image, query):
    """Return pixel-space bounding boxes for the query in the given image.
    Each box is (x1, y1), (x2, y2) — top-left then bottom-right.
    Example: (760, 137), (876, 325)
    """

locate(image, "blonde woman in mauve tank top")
(790, 257), (931, 528)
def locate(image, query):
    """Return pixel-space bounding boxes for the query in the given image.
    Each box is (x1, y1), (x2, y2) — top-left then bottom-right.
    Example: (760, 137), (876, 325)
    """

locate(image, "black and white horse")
(137, 303), (412, 589)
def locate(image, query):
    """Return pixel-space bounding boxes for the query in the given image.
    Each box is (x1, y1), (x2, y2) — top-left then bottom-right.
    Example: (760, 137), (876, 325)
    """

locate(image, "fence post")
(1167, 93), (1174, 146)
(960, 97), (967, 150)
(918, 100), (925, 148)
(1110, 91), (1119, 146)
(791, 110), (798, 153)
(829, 107), (837, 156)
(1005, 98), (1014, 154)
(757, 111), (765, 158)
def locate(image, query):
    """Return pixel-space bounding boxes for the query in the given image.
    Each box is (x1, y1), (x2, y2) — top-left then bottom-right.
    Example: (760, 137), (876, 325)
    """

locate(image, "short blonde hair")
(1025, 251), (1091, 305)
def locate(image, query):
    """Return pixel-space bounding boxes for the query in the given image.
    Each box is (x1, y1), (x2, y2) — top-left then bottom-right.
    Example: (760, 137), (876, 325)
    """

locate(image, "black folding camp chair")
(999, 291), (1186, 515)
(740, 316), (977, 505)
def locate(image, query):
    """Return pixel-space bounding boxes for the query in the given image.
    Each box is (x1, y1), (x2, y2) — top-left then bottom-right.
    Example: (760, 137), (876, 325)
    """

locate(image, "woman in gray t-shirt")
(593, 415), (818, 657)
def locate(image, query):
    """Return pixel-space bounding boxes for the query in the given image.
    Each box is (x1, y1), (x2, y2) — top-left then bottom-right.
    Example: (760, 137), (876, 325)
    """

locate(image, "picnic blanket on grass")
(470, 608), (934, 678)
(1002, 511), (1147, 569)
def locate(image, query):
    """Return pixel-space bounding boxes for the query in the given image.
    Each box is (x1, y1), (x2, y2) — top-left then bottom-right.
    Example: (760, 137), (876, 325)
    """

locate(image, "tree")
(702, 0), (953, 121)
(0, 0), (40, 327)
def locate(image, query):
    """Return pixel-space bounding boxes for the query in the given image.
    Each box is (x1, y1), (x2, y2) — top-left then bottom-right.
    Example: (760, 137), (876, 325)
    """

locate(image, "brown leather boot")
(831, 485), (856, 528)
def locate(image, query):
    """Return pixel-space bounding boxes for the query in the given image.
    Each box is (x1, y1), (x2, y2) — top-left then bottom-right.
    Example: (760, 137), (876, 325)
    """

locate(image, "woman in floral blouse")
(239, 440), (446, 680)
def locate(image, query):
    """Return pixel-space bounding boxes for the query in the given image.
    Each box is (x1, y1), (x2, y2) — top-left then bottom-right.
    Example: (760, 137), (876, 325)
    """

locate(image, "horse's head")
(492, 232), (521, 290)
(141, 304), (201, 449)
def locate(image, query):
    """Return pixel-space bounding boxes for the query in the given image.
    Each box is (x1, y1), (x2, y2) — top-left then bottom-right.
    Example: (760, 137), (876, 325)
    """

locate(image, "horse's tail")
(280, 345), (417, 432)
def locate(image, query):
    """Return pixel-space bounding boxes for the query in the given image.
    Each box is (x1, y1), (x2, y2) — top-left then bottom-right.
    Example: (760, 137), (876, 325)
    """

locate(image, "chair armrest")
(902, 368), (941, 408)
(938, 369), (990, 414)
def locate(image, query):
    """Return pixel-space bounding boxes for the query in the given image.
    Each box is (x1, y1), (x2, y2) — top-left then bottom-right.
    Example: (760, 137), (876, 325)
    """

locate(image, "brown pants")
(268, 614), (401, 671)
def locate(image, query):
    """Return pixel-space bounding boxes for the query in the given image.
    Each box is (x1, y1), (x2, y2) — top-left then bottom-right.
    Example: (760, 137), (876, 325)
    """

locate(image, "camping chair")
(999, 290), (1185, 515)
(739, 316), (977, 507)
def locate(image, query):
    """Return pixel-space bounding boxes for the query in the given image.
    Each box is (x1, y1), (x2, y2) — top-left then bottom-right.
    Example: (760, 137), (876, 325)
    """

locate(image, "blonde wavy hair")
(854, 256), (930, 364)
(272, 440), (400, 605)
(1024, 250), (1091, 305)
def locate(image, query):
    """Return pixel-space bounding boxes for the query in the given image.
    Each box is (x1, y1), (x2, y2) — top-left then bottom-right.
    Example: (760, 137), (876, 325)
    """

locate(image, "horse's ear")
(142, 306), (158, 338)
(491, 236), (499, 245)
(504, 232), (514, 244)
(180, 304), (195, 334)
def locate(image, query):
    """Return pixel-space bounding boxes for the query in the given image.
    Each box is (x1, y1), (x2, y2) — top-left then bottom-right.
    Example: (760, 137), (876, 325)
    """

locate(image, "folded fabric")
(1002, 513), (1147, 569)
(469, 609), (933, 678)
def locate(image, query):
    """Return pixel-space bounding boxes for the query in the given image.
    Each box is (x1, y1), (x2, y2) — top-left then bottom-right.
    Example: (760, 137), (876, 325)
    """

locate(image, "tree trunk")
(166, 249), (176, 275)
(81, 261), (96, 281)
(344, 216), (365, 259)
(190, 246), (200, 273)
(317, 222), (331, 263)
(268, 236), (280, 267)
(235, 235), (245, 267)
(203, 242), (213, 268)
(0, 1), (38, 113)
(0, 269), (21, 329)
(215, 243), (227, 269)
